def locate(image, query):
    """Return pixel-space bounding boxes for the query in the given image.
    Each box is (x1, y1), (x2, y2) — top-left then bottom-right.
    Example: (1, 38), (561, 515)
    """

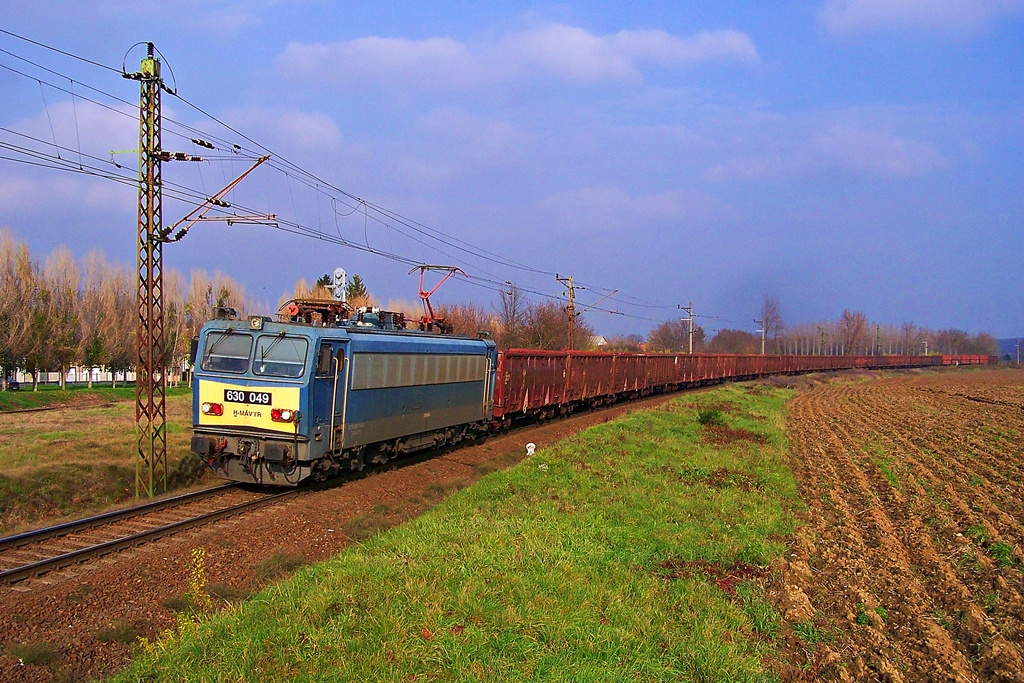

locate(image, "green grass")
(0, 383), (190, 412)
(697, 407), (727, 426)
(8, 641), (58, 666)
(988, 541), (1016, 567)
(0, 392), (203, 533)
(96, 621), (142, 645)
(116, 384), (801, 682)
(873, 456), (901, 491)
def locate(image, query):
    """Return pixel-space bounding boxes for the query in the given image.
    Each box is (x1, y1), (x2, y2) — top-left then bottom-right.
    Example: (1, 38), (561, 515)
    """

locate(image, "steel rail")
(0, 483), (239, 553)
(0, 488), (296, 585)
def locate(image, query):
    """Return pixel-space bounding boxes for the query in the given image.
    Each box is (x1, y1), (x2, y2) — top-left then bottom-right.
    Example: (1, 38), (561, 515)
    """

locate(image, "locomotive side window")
(316, 343), (333, 376)
(253, 335), (309, 378)
(350, 353), (487, 390)
(200, 331), (253, 374)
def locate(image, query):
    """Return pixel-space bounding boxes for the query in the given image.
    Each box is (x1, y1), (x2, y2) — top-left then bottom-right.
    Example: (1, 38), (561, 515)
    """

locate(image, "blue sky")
(1, 1), (1022, 338)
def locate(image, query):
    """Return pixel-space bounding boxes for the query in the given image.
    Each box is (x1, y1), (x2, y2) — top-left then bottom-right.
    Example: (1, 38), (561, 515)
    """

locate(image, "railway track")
(0, 484), (296, 585)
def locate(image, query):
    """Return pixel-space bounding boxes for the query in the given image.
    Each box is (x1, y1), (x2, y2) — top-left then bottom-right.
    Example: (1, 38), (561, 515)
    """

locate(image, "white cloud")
(537, 187), (720, 232)
(279, 36), (485, 89)
(813, 125), (948, 176)
(222, 107), (342, 152)
(0, 171), (133, 214)
(420, 108), (526, 164)
(276, 23), (758, 91)
(201, 3), (264, 35)
(704, 116), (949, 181)
(820, 0), (1024, 35)
(0, 99), (139, 213)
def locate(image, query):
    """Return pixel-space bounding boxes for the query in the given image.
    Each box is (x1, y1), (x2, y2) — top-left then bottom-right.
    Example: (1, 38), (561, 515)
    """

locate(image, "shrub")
(697, 408), (726, 426)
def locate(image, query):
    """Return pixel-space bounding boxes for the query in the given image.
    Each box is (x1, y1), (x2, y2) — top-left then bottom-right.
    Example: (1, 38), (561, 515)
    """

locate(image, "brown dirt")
(0, 392), (681, 682)
(774, 368), (1024, 682)
(701, 424), (769, 445)
(659, 558), (770, 595)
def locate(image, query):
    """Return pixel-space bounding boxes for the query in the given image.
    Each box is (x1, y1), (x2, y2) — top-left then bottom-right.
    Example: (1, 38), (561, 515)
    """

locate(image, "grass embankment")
(118, 384), (802, 682)
(0, 386), (201, 534)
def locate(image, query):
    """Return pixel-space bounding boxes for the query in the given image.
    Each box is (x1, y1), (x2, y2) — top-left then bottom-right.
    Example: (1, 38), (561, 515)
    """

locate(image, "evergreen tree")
(346, 274), (368, 301)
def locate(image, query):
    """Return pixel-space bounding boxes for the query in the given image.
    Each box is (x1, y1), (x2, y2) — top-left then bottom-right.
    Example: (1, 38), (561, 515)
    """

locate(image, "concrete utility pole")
(754, 318), (765, 355)
(556, 274), (576, 350)
(678, 302), (694, 354)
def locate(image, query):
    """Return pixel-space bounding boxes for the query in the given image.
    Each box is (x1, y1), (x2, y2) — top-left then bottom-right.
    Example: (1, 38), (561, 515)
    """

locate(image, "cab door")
(312, 340), (348, 457)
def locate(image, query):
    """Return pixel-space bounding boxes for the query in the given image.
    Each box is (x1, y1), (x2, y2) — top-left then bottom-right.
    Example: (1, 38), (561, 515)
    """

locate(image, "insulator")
(191, 138), (215, 149)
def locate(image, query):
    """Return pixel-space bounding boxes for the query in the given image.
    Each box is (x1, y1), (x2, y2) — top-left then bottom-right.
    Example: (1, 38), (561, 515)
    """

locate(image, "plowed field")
(778, 369), (1024, 682)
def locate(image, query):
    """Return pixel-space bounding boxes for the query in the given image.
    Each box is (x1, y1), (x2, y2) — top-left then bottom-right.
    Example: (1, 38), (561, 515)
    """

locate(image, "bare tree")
(164, 268), (188, 386)
(839, 310), (867, 354)
(79, 251), (112, 388)
(519, 301), (596, 350)
(647, 320), (688, 352)
(604, 334), (644, 352)
(101, 265), (134, 388)
(935, 329), (970, 354)
(433, 302), (497, 338)
(969, 333), (999, 356)
(760, 295), (784, 352)
(495, 284), (528, 349)
(0, 229), (34, 388)
(707, 329), (759, 354)
(43, 247), (81, 388)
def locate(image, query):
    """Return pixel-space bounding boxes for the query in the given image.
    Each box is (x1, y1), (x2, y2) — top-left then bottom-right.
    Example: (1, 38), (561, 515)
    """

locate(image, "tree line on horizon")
(640, 297), (999, 357)
(0, 231), (1002, 392)
(441, 291), (1000, 358)
(0, 229), (255, 391)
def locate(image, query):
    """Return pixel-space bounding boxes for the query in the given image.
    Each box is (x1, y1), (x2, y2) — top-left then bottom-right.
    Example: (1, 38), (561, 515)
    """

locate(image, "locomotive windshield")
(200, 330), (253, 374)
(253, 334), (308, 378)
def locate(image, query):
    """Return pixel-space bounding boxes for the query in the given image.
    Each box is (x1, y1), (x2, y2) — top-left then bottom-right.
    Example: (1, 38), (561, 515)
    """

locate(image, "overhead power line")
(0, 27), (121, 73)
(0, 32), (748, 328)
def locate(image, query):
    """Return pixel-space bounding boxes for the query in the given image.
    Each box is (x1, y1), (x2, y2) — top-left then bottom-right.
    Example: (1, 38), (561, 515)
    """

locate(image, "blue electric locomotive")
(190, 304), (497, 486)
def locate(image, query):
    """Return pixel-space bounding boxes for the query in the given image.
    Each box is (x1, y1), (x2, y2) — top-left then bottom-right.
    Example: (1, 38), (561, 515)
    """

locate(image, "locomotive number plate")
(224, 389), (272, 406)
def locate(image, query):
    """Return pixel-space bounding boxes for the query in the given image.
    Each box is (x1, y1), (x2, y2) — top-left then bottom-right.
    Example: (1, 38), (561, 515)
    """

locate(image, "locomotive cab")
(191, 318), (346, 485)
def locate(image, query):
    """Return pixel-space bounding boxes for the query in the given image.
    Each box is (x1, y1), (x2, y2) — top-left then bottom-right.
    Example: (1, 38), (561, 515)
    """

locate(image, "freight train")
(189, 301), (996, 486)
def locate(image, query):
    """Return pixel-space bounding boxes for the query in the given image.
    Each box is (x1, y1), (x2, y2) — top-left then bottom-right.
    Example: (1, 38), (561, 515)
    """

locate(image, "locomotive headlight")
(202, 402), (224, 416)
(270, 408), (295, 423)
